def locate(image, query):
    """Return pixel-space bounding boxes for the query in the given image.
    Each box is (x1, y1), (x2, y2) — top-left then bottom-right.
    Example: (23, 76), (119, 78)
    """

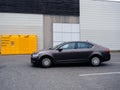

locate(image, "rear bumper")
(102, 53), (111, 62)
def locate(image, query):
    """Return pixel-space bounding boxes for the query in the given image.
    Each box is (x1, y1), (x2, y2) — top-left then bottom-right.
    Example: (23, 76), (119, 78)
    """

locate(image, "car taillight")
(106, 48), (110, 53)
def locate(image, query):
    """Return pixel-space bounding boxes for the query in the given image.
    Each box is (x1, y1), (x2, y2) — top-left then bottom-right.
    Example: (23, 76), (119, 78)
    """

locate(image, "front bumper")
(31, 55), (39, 65)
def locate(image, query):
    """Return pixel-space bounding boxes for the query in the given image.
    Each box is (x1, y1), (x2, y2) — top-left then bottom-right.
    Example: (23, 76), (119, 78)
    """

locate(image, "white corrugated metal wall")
(0, 13), (43, 50)
(80, 0), (120, 50)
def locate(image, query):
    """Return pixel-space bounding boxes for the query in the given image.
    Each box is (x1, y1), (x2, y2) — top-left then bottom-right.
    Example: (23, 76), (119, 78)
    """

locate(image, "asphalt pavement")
(0, 52), (120, 90)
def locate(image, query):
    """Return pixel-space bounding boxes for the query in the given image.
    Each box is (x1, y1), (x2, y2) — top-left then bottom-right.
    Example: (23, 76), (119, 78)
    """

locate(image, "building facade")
(0, 0), (79, 51)
(1, 0), (119, 52)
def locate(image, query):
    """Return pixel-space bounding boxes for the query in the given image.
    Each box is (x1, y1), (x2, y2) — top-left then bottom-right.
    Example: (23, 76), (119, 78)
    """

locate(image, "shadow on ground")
(30, 62), (109, 69)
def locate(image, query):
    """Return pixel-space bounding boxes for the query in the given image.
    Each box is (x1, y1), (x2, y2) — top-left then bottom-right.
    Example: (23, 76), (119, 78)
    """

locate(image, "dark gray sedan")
(31, 41), (111, 67)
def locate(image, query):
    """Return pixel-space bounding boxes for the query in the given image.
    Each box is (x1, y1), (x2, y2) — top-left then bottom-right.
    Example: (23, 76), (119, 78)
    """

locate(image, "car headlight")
(32, 53), (39, 58)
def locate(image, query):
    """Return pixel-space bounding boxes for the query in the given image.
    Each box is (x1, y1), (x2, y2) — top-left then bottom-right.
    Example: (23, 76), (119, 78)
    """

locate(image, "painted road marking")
(110, 62), (120, 63)
(79, 72), (120, 77)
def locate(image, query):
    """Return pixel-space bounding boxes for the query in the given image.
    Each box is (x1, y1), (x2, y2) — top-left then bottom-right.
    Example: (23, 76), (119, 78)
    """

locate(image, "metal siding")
(0, 13), (43, 50)
(80, 0), (120, 50)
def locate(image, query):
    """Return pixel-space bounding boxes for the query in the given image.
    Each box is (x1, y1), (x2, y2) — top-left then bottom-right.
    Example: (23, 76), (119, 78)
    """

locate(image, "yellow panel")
(1, 34), (37, 55)
(10, 35), (19, 54)
(24, 35), (29, 54)
(0, 35), (1, 54)
(1, 35), (11, 55)
(19, 35), (23, 54)
(29, 35), (37, 54)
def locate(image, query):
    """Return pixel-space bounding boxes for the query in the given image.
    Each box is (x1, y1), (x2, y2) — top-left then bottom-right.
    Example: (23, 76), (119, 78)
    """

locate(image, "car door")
(53, 42), (76, 63)
(74, 42), (93, 62)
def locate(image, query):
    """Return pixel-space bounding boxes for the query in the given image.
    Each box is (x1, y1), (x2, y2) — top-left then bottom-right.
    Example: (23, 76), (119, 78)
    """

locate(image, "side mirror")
(57, 48), (63, 52)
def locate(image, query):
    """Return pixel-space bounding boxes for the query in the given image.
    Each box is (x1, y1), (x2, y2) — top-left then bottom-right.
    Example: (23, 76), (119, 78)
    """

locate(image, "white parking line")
(79, 72), (120, 77)
(110, 62), (120, 64)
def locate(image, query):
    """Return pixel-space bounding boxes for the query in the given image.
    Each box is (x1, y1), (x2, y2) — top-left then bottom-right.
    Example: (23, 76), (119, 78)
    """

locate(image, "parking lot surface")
(0, 52), (120, 90)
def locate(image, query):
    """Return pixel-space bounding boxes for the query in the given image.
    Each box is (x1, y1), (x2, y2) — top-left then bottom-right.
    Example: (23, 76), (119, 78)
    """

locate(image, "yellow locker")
(0, 35), (1, 54)
(29, 35), (37, 54)
(1, 34), (37, 55)
(1, 35), (11, 54)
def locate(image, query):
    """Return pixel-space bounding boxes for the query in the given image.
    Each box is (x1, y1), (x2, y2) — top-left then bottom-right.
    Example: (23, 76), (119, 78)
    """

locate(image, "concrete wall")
(80, 0), (120, 50)
(0, 13), (44, 50)
(43, 15), (79, 49)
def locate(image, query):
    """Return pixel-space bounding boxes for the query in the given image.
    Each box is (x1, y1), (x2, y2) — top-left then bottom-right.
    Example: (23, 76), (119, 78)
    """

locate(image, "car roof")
(63, 41), (98, 46)
(63, 41), (93, 44)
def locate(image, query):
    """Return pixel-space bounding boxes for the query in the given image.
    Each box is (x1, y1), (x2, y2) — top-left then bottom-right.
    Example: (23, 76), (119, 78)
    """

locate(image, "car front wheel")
(90, 57), (101, 66)
(41, 58), (52, 68)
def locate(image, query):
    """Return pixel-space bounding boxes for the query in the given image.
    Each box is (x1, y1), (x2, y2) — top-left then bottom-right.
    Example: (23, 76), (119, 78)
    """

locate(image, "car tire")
(90, 56), (101, 66)
(41, 57), (52, 68)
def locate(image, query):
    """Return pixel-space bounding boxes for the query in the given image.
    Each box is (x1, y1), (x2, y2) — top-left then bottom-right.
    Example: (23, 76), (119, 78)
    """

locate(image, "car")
(31, 41), (111, 67)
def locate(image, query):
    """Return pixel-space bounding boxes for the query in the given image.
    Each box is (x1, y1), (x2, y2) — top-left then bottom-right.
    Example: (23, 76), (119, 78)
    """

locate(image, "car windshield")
(49, 42), (65, 50)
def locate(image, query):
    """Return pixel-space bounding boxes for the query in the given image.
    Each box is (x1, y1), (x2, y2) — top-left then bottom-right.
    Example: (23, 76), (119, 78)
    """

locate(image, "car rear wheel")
(91, 57), (101, 66)
(41, 58), (52, 68)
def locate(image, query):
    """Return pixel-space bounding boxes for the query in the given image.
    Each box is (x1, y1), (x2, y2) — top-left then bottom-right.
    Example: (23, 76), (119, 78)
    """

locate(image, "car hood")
(36, 49), (54, 54)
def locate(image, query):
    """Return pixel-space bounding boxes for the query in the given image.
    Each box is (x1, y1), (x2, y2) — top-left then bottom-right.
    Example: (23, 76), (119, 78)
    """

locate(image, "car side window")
(77, 42), (93, 49)
(60, 43), (75, 50)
